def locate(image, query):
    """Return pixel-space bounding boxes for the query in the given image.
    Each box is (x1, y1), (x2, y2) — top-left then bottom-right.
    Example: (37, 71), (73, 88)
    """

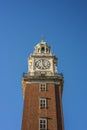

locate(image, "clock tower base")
(22, 75), (64, 130)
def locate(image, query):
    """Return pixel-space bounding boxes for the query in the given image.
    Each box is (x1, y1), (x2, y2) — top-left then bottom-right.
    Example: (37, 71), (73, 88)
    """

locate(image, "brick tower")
(21, 40), (64, 130)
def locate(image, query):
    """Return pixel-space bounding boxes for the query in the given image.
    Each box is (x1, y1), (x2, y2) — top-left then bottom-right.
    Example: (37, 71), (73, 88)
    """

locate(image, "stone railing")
(23, 72), (63, 78)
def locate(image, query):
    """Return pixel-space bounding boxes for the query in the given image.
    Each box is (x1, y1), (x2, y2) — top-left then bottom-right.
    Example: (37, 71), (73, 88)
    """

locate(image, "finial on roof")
(41, 34), (45, 42)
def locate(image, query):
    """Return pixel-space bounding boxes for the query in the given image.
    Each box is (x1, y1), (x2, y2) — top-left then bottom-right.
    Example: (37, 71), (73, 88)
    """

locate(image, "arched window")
(46, 48), (49, 53)
(41, 47), (45, 53)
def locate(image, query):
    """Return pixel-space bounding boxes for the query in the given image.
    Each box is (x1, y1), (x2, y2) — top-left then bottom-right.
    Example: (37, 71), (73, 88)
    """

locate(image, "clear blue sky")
(0, 0), (87, 130)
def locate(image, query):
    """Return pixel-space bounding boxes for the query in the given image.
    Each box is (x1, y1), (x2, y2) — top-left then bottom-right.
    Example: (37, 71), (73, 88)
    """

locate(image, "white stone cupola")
(34, 40), (51, 54)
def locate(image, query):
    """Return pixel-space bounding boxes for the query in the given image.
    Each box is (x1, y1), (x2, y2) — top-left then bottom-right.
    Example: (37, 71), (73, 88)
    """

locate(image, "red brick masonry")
(22, 82), (64, 130)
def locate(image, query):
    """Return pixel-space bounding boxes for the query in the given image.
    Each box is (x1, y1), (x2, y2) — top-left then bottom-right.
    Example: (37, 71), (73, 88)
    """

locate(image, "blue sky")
(0, 0), (87, 130)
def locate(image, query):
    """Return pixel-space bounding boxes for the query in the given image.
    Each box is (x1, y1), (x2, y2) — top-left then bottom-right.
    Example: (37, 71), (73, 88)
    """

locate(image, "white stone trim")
(25, 81), (60, 85)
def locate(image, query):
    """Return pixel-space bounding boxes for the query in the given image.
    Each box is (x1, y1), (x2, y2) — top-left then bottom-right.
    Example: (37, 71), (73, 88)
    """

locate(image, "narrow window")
(39, 118), (47, 130)
(40, 83), (46, 91)
(40, 98), (47, 109)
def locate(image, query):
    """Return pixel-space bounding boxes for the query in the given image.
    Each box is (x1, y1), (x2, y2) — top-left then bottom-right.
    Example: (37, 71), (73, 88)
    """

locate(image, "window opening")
(39, 118), (47, 130)
(40, 98), (47, 109)
(41, 47), (45, 53)
(40, 83), (46, 91)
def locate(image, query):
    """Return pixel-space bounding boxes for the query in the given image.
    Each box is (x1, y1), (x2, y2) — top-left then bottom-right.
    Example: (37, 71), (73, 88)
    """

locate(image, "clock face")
(35, 59), (50, 69)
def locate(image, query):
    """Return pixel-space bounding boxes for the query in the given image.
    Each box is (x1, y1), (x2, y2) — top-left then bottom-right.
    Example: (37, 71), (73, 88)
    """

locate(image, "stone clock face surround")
(35, 59), (50, 69)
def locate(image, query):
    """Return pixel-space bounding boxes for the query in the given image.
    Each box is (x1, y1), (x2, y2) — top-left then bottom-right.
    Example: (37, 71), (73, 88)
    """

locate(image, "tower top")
(34, 40), (51, 55)
(27, 40), (58, 77)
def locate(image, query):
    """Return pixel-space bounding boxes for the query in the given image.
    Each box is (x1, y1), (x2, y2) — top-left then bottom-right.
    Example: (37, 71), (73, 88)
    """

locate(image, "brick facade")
(22, 81), (64, 130)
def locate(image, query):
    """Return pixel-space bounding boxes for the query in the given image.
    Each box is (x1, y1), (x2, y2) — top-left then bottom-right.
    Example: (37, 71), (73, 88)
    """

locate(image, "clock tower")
(22, 40), (64, 130)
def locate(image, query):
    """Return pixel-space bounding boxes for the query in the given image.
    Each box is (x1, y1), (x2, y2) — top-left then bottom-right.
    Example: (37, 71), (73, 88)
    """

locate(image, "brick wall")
(22, 83), (63, 130)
